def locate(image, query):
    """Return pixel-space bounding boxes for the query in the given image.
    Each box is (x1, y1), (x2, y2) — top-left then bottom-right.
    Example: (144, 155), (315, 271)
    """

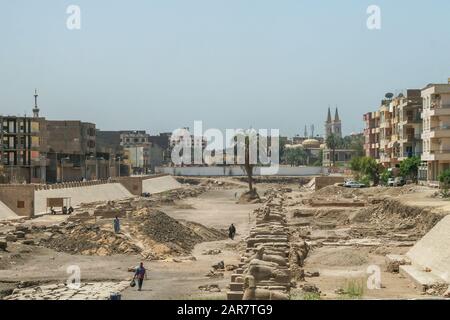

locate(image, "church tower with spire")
(332, 107), (342, 138)
(324, 106), (342, 139)
(324, 107), (333, 139)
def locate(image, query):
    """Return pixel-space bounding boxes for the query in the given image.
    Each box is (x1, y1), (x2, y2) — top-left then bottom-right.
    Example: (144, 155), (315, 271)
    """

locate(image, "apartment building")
(363, 111), (380, 159)
(46, 120), (100, 182)
(0, 116), (47, 183)
(420, 83), (450, 182)
(396, 90), (423, 161)
(120, 131), (150, 147)
(364, 90), (423, 168)
(378, 101), (393, 166)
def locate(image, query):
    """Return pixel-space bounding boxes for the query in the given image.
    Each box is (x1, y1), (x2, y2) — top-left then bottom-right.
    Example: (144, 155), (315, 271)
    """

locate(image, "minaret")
(33, 89), (40, 118)
(304, 125), (308, 138)
(333, 107), (342, 138)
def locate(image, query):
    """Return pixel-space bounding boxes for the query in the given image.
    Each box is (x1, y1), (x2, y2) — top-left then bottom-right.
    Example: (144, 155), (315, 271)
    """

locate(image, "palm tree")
(326, 133), (342, 167)
(232, 129), (256, 192)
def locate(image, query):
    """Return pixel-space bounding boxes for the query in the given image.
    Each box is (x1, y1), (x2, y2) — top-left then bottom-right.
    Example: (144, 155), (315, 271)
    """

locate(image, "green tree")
(326, 133), (343, 167)
(399, 156), (421, 183)
(359, 157), (381, 186)
(380, 168), (392, 186)
(438, 169), (450, 198)
(313, 149), (323, 166)
(350, 156), (382, 186)
(284, 148), (307, 166)
(349, 156), (362, 180)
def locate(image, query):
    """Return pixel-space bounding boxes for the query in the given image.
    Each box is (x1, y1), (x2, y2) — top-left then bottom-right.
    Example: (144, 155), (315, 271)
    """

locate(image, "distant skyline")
(1, 0), (450, 137)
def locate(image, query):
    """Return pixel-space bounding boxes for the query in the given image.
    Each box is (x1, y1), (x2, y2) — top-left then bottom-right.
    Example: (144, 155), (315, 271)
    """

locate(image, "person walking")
(228, 223), (236, 240)
(133, 262), (147, 291)
(113, 216), (120, 233)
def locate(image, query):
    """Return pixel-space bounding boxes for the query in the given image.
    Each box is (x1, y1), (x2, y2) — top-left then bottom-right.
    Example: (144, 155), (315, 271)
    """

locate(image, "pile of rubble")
(133, 209), (226, 257)
(40, 223), (141, 256)
(226, 190), (292, 300)
(78, 186), (207, 215)
(350, 199), (443, 239)
(3, 281), (129, 300)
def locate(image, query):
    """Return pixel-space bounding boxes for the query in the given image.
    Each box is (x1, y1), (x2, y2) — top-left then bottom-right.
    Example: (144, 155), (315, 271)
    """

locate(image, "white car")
(344, 181), (366, 188)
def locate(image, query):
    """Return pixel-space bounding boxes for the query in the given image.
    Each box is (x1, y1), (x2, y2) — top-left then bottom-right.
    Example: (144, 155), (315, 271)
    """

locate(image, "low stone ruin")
(227, 191), (292, 300)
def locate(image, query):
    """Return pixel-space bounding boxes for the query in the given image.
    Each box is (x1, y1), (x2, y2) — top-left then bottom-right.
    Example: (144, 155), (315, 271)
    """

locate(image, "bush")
(438, 169), (450, 198)
(400, 156), (421, 183)
(359, 175), (371, 187)
(343, 279), (365, 299)
(380, 169), (391, 186)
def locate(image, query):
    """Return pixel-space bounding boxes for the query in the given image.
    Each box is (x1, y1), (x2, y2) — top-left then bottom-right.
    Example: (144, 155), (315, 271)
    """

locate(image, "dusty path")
(121, 188), (260, 300)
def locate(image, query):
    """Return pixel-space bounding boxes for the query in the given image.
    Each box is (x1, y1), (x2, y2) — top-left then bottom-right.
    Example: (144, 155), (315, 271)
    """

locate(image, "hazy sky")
(1, 0), (450, 137)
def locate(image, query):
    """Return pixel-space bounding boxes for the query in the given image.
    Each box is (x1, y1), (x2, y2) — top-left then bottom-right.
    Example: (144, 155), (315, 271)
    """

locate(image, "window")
(17, 201), (25, 209)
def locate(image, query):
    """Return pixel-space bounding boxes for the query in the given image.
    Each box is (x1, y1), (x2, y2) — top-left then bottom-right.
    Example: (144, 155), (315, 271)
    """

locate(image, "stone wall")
(113, 177), (143, 195)
(156, 166), (326, 177)
(314, 176), (345, 190)
(0, 185), (35, 217)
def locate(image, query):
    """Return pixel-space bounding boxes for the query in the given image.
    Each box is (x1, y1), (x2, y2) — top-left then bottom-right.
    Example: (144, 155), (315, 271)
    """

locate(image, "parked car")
(387, 177), (406, 187)
(344, 181), (367, 188)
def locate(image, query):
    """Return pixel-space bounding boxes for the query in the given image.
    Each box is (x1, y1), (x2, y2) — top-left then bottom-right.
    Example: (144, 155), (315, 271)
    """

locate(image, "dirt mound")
(350, 199), (443, 238)
(181, 221), (227, 241)
(238, 189), (261, 204)
(314, 185), (364, 199)
(308, 248), (369, 267)
(135, 209), (226, 255)
(41, 224), (141, 256)
(312, 185), (419, 203)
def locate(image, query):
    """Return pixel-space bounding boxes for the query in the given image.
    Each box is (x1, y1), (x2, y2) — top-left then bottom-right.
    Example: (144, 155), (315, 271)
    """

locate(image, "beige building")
(363, 111), (380, 159)
(365, 90), (422, 168)
(396, 90), (422, 161)
(378, 102), (393, 166)
(420, 83), (450, 181)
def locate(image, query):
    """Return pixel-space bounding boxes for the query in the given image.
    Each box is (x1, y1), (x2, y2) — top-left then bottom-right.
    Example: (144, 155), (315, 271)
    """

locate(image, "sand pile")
(310, 185), (420, 204)
(41, 224), (141, 256)
(350, 199), (443, 238)
(307, 248), (369, 267)
(133, 209), (227, 257)
(238, 189), (261, 204)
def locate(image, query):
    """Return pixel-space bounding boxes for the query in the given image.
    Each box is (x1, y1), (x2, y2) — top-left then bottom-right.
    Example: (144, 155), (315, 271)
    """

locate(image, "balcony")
(427, 103), (450, 117)
(423, 125), (450, 139)
(422, 149), (450, 161)
(400, 133), (422, 142)
(398, 152), (420, 160)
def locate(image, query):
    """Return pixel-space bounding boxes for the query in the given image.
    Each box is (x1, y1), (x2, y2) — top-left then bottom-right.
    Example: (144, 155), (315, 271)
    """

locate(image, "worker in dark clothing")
(228, 223), (236, 240)
(133, 262), (147, 291)
(113, 216), (120, 233)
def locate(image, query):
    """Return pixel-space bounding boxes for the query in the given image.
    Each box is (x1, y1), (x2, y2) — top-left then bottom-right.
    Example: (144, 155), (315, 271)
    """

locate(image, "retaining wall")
(156, 166), (325, 177)
(0, 185), (35, 218)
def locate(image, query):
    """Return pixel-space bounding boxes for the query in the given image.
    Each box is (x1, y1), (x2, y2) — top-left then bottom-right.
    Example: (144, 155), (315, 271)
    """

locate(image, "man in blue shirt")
(133, 262), (147, 291)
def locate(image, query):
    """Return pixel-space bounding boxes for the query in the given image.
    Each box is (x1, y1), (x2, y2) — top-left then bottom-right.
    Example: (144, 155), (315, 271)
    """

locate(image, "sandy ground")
(122, 189), (260, 300)
(0, 187), (260, 300)
(2, 179), (447, 300)
(299, 245), (423, 299)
